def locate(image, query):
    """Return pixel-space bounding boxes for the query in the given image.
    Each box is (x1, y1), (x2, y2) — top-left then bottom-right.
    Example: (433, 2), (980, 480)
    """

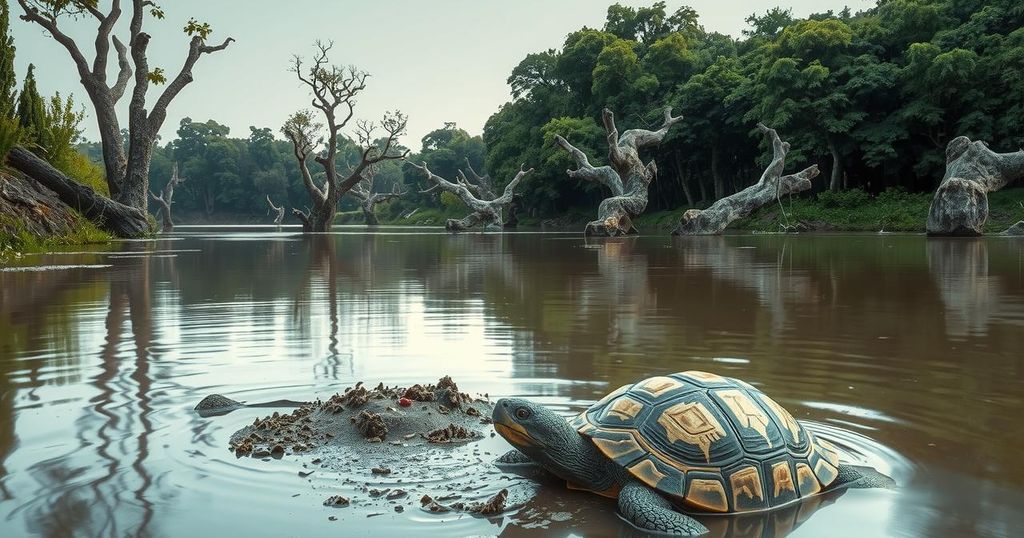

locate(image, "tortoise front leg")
(618, 481), (708, 536)
(495, 449), (535, 465)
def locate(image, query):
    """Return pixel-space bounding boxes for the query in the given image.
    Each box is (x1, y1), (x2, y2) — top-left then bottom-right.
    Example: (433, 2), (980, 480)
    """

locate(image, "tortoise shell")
(569, 371), (841, 513)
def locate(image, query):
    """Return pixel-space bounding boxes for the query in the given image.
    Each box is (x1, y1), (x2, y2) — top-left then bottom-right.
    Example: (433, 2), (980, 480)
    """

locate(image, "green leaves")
(184, 17), (213, 40)
(146, 67), (166, 85)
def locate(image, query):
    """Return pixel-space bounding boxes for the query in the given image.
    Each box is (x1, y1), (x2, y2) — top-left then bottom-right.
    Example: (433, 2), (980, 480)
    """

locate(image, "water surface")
(1, 227), (1022, 537)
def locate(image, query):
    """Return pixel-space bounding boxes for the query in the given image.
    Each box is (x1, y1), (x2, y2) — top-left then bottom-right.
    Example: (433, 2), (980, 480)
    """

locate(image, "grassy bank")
(0, 215), (110, 260)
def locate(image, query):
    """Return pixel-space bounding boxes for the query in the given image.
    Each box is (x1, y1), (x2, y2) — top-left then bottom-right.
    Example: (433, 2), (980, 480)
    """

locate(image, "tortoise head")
(492, 398), (581, 467)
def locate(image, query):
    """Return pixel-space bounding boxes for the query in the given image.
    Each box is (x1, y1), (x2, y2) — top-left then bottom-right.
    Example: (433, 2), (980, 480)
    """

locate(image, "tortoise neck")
(536, 425), (624, 493)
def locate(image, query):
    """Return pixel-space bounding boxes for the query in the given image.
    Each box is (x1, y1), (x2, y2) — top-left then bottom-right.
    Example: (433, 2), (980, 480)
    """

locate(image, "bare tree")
(16, 0), (233, 231)
(926, 136), (1024, 236)
(149, 161), (185, 231)
(409, 161), (532, 232)
(674, 124), (820, 235)
(554, 106), (682, 236)
(266, 195), (285, 226)
(282, 41), (408, 233)
(348, 166), (404, 226)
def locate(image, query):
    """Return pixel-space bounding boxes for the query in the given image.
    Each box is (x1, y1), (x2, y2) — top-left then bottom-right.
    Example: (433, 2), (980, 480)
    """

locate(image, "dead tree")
(926, 136), (1024, 236)
(149, 162), (185, 231)
(282, 42), (408, 233)
(409, 161), (532, 232)
(348, 170), (404, 226)
(554, 106), (682, 236)
(16, 1), (232, 229)
(674, 124), (820, 235)
(266, 195), (285, 226)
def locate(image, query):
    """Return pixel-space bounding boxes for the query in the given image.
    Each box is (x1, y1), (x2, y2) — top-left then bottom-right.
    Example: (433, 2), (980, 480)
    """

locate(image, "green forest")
(5, 0), (1024, 231)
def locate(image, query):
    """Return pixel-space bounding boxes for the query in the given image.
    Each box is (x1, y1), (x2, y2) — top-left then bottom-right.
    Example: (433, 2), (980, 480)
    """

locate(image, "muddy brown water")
(1, 227), (1022, 538)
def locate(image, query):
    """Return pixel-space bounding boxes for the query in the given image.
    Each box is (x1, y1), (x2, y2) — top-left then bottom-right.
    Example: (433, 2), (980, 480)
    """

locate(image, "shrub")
(817, 188), (870, 208)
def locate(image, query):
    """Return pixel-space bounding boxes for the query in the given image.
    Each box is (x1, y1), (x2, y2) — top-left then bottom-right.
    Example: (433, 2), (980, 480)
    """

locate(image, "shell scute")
(577, 371), (840, 510)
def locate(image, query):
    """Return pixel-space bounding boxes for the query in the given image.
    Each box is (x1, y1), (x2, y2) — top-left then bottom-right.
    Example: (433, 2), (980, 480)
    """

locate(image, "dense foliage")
(69, 0), (1024, 224)
(485, 0), (1024, 218)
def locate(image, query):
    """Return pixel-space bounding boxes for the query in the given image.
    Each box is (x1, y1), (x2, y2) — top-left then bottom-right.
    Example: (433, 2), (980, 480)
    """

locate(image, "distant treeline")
(82, 0), (1023, 221)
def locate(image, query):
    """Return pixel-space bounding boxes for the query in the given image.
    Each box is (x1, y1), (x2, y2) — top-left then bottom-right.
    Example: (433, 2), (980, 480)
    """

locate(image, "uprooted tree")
(282, 41), (408, 233)
(347, 166), (404, 226)
(266, 195), (285, 226)
(554, 107), (682, 236)
(149, 162), (184, 231)
(14, 0), (232, 236)
(674, 124), (820, 235)
(409, 161), (532, 232)
(926, 136), (1024, 236)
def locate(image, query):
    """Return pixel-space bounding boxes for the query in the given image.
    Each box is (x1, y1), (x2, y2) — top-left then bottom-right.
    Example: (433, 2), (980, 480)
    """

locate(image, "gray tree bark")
(348, 172), (404, 226)
(6, 146), (149, 238)
(409, 162), (532, 232)
(266, 196), (285, 226)
(926, 136), (1024, 236)
(283, 42), (408, 233)
(16, 0), (232, 229)
(149, 162), (184, 232)
(673, 124), (820, 235)
(554, 107), (683, 236)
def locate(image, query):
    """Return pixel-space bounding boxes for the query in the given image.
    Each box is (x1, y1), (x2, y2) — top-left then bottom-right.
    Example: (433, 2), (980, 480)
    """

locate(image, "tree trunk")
(7, 146), (150, 238)
(828, 137), (843, 192)
(675, 153), (695, 207)
(711, 144), (725, 201)
(410, 162), (530, 233)
(362, 204), (380, 226)
(153, 199), (172, 231)
(927, 136), (1024, 236)
(674, 125), (820, 235)
(553, 107), (683, 236)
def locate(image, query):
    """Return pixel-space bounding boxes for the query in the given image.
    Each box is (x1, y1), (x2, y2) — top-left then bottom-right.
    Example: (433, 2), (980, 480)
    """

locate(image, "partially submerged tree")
(926, 136), (1024, 236)
(674, 124), (820, 235)
(266, 195), (285, 226)
(15, 0), (233, 235)
(282, 42), (408, 233)
(348, 168), (404, 226)
(409, 161), (532, 232)
(149, 161), (184, 231)
(554, 106), (682, 236)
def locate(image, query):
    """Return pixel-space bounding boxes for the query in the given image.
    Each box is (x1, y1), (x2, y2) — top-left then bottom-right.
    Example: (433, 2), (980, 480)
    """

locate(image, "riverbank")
(337, 187), (1024, 233)
(0, 169), (111, 259)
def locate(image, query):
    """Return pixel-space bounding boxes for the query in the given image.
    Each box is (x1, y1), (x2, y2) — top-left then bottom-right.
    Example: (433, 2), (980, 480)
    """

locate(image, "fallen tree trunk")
(926, 136), (1024, 236)
(7, 146), (149, 238)
(674, 124), (820, 235)
(410, 161), (532, 232)
(554, 107), (682, 236)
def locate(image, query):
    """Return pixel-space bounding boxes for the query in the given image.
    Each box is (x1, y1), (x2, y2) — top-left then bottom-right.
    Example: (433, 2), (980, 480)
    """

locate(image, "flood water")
(1, 227), (1022, 538)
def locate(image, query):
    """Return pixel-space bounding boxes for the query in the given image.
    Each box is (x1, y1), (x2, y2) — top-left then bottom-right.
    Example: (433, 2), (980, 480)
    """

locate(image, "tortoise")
(492, 371), (894, 536)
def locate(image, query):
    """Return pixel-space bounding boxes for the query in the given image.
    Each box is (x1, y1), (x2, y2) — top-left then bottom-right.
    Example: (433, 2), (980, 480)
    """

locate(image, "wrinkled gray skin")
(493, 398), (894, 536)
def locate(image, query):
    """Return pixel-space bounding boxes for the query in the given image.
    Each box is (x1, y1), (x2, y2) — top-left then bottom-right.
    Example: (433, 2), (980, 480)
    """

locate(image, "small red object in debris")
(398, 398), (412, 407)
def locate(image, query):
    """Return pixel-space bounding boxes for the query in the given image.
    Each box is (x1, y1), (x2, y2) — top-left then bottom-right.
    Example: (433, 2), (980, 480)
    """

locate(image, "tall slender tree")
(15, 64), (46, 145)
(0, 2), (17, 118)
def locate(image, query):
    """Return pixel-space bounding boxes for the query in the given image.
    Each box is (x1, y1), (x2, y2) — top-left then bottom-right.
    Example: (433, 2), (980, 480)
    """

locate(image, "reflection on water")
(1, 229), (1022, 538)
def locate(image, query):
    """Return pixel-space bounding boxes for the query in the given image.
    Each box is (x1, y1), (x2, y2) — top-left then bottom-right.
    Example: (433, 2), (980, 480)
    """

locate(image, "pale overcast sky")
(11, 0), (866, 150)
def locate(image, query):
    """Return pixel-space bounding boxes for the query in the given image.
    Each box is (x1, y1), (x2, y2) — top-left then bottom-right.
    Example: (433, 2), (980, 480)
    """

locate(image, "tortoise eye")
(515, 407), (531, 420)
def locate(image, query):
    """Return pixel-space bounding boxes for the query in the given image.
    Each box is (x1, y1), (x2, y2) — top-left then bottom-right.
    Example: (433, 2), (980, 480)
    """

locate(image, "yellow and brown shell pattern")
(569, 371), (841, 514)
